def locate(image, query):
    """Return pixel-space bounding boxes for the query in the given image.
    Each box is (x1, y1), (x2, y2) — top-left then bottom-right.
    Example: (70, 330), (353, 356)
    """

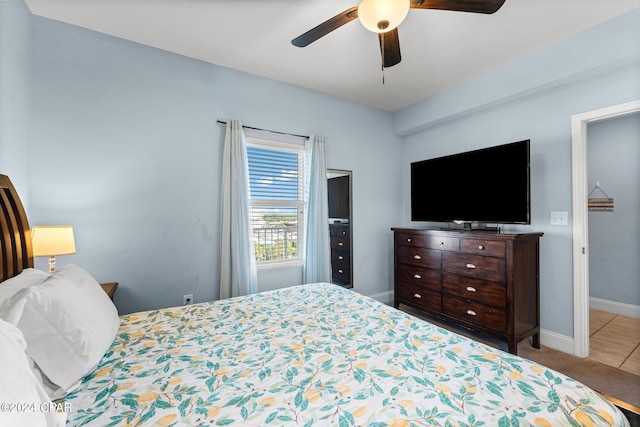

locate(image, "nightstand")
(100, 282), (118, 300)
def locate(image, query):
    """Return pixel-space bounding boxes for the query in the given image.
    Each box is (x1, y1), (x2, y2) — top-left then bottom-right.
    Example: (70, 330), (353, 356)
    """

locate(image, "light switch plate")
(550, 211), (568, 226)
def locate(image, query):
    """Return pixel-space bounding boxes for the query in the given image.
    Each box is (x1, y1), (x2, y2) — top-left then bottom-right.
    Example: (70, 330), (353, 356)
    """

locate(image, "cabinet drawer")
(332, 264), (350, 282)
(397, 245), (441, 269)
(442, 274), (506, 309)
(331, 237), (349, 250)
(443, 296), (506, 333)
(397, 264), (441, 291)
(460, 238), (506, 257)
(397, 283), (441, 312)
(330, 225), (350, 238)
(442, 253), (505, 283)
(396, 232), (459, 251)
(331, 250), (350, 266)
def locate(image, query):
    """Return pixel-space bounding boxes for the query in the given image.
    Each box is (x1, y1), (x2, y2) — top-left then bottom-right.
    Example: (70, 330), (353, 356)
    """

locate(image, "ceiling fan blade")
(379, 28), (401, 68)
(410, 0), (506, 14)
(292, 6), (359, 47)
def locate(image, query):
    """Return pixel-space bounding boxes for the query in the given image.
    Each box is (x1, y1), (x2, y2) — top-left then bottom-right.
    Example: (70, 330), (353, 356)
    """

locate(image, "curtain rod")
(216, 120), (309, 140)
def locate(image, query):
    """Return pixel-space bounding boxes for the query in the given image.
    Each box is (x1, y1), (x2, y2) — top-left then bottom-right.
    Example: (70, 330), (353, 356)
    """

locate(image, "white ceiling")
(25, 0), (640, 112)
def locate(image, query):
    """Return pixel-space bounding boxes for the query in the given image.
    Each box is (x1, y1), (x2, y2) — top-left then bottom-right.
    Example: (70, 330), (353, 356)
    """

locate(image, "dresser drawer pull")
(342, 230), (347, 235)
(466, 263), (476, 269)
(414, 274), (422, 279)
(439, 241), (445, 246)
(407, 238), (412, 243)
(466, 310), (477, 316)
(414, 293), (422, 299)
(413, 254), (422, 260)
(338, 242), (344, 246)
(338, 255), (344, 260)
(466, 286), (477, 292)
(478, 245), (485, 250)
(338, 269), (344, 274)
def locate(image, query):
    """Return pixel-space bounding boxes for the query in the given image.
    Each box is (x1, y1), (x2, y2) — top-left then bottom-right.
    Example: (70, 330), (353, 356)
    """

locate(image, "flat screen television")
(328, 175), (350, 219)
(411, 140), (530, 225)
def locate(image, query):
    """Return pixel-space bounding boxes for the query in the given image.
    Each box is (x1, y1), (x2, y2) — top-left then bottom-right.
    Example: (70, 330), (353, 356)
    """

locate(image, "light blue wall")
(395, 8), (640, 337)
(587, 113), (640, 306)
(0, 0), (31, 205)
(16, 13), (402, 314)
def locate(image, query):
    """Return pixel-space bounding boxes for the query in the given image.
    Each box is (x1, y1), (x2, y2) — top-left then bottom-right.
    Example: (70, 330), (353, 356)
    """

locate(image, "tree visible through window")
(246, 139), (304, 263)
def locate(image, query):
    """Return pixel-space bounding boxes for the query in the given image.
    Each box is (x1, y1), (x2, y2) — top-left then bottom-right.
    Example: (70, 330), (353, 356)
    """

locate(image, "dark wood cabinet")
(392, 228), (542, 354)
(330, 223), (352, 287)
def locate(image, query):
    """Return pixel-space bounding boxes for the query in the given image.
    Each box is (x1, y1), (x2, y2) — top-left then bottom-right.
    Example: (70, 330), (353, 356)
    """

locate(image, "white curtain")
(303, 135), (331, 284)
(220, 120), (258, 299)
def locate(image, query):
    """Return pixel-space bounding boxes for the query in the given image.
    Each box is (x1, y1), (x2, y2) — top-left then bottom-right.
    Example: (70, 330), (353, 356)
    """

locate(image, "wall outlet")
(183, 294), (193, 305)
(550, 211), (568, 226)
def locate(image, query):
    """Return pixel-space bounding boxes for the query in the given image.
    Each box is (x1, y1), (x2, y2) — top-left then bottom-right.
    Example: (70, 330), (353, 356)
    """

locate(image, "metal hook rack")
(588, 181), (614, 211)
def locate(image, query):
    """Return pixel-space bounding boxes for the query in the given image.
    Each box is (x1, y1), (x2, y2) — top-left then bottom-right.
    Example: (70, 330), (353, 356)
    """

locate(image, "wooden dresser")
(330, 223), (351, 287)
(392, 228), (542, 354)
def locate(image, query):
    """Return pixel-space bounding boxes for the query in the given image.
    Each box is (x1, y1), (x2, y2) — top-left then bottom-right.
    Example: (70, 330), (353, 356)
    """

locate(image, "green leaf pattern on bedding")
(61, 284), (628, 426)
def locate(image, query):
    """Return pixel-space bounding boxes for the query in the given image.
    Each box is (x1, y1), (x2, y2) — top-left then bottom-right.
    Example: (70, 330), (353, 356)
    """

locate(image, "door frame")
(571, 99), (640, 357)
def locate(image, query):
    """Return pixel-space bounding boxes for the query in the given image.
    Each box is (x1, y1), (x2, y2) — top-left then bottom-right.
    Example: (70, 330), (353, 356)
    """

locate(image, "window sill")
(256, 260), (303, 270)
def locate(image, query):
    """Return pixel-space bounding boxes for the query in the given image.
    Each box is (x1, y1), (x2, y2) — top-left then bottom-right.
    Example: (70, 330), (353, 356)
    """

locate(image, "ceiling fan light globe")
(358, 0), (410, 33)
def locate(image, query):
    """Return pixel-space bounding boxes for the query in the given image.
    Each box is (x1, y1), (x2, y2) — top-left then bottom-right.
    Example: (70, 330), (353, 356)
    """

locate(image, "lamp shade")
(358, 0), (410, 33)
(31, 226), (76, 257)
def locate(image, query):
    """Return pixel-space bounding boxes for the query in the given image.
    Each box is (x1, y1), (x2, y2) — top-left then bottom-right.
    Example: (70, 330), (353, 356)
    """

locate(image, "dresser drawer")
(332, 264), (350, 282)
(331, 236), (349, 250)
(443, 296), (506, 333)
(330, 225), (350, 238)
(396, 232), (459, 251)
(331, 250), (350, 266)
(460, 238), (506, 257)
(397, 283), (441, 312)
(442, 274), (506, 309)
(442, 253), (505, 283)
(397, 264), (441, 292)
(397, 245), (441, 269)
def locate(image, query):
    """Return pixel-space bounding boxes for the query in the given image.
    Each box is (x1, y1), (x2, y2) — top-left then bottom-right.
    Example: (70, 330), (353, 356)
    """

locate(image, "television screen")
(328, 175), (350, 219)
(411, 140), (530, 224)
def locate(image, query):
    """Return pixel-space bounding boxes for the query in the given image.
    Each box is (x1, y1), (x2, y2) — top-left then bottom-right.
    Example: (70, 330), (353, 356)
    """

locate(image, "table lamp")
(31, 226), (76, 272)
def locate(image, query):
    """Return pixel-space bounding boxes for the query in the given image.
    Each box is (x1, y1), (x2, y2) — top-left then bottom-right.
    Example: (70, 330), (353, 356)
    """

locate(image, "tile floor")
(590, 308), (640, 376)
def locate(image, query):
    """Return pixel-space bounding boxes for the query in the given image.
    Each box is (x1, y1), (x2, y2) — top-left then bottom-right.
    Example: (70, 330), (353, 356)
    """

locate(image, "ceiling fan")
(292, 0), (506, 68)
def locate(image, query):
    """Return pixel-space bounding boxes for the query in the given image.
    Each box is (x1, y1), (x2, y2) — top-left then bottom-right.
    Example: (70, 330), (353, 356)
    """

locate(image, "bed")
(0, 174), (632, 426)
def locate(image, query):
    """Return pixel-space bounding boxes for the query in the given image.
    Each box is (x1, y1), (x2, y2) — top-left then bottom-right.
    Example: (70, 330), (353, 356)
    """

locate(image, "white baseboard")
(540, 329), (576, 355)
(590, 297), (640, 319)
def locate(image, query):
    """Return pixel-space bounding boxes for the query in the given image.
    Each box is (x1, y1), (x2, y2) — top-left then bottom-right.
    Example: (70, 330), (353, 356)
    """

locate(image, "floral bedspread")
(62, 283), (628, 426)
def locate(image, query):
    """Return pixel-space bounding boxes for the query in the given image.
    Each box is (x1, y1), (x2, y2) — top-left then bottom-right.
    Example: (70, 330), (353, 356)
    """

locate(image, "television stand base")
(441, 223), (502, 233)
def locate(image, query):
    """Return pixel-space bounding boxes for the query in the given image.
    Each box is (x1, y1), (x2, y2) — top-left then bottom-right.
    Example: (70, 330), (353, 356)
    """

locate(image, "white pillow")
(0, 318), (66, 427)
(0, 264), (120, 398)
(0, 268), (49, 305)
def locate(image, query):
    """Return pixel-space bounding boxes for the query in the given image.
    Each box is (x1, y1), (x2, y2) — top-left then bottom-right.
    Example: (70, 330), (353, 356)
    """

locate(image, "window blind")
(246, 142), (304, 263)
(247, 146), (299, 201)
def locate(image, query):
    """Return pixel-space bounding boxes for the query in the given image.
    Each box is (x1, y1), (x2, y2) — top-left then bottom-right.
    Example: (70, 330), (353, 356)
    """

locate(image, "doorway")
(571, 99), (640, 357)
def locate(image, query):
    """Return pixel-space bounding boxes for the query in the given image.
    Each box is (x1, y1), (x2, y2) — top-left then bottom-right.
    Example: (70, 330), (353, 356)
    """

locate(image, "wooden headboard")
(0, 174), (33, 282)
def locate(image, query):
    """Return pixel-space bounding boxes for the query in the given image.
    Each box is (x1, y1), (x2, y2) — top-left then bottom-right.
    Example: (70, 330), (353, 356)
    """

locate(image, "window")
(246, 135), (305, 264)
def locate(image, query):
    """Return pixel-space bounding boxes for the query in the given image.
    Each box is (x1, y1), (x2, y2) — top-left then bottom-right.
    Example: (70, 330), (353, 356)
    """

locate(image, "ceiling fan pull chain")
(381, 32), (385, 85)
